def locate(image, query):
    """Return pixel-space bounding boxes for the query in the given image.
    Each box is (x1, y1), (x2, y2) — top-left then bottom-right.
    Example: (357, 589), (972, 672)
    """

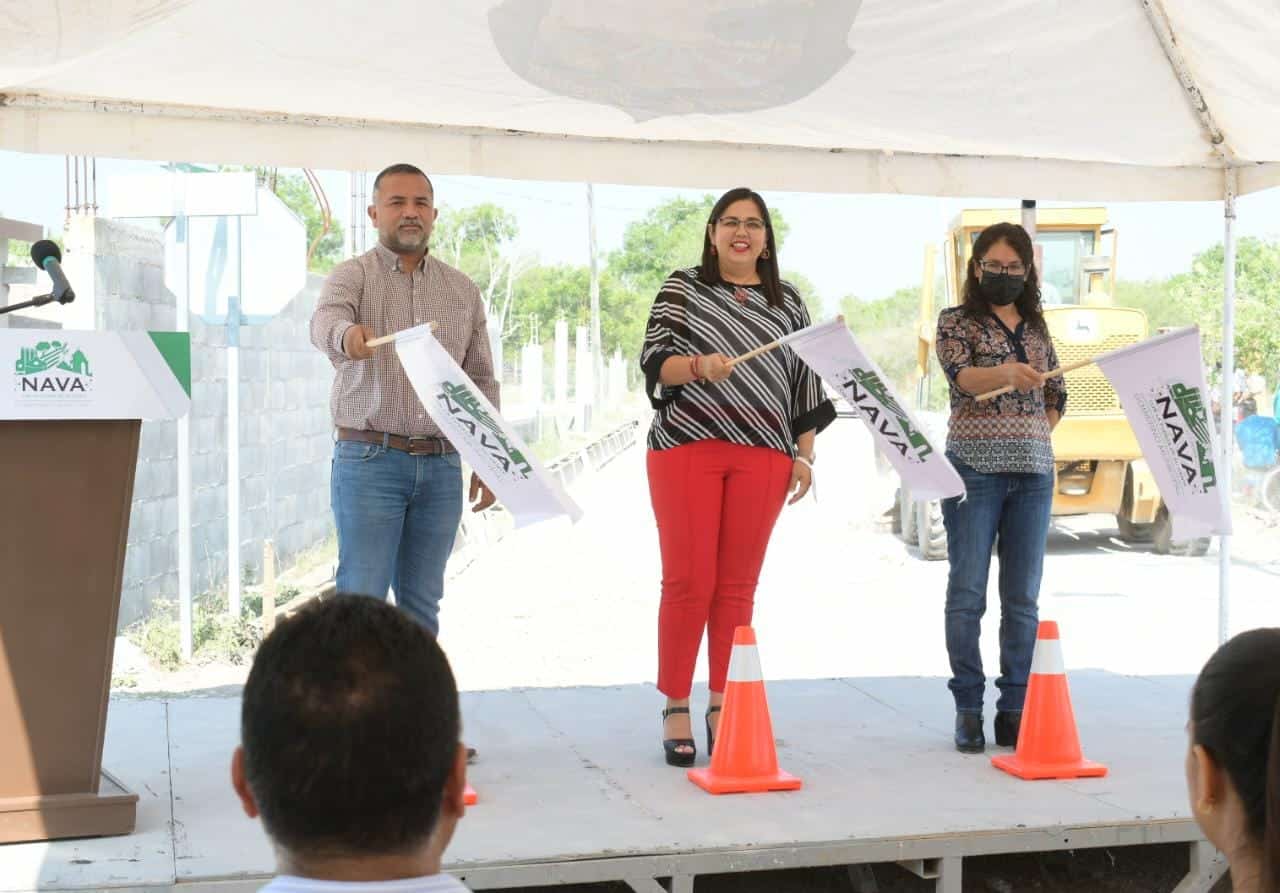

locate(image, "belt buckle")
(405, 436), (435, 456)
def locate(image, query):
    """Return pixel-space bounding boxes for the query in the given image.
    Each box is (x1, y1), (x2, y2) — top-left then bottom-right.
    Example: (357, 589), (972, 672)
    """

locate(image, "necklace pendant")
(733, 286), (749, 304)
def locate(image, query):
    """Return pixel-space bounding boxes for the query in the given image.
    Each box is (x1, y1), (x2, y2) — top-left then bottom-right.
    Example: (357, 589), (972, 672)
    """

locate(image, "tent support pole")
(1139, 1), (1227, 152)
(1218, 167), (1237, 646)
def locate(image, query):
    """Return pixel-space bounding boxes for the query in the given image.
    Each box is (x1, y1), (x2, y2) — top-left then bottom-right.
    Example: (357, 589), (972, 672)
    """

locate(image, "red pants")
(648, 440), (793, 698)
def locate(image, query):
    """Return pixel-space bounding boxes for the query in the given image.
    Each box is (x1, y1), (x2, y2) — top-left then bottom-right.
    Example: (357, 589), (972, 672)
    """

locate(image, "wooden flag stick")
(725, 339), (783, 369)
(366, 321), (437, 349)
(724, 316), (841, 370)
(975, 355), (1099, 402)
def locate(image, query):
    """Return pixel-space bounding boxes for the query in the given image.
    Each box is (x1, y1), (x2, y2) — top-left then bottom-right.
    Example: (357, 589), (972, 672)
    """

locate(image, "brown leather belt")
(337, 428), (455, 456)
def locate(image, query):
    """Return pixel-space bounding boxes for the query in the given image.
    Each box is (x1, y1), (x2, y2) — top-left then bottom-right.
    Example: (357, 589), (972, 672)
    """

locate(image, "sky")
(4, 149), (1280, 315)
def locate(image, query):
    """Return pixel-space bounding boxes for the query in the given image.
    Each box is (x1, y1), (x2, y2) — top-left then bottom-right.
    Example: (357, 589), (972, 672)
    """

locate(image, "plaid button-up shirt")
(310, 243), (500, 438)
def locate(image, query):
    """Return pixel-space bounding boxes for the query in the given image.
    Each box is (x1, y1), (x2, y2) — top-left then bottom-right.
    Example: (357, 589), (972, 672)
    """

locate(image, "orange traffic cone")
(688, 626), (801, 795)
(464, 783), (478, 806)
(992, 621), (1107, 780)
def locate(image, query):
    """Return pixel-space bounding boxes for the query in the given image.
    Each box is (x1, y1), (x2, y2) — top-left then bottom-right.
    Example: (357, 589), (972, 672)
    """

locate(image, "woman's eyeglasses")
(716, 216), (766, 233)
(978, 260), (1027, 276)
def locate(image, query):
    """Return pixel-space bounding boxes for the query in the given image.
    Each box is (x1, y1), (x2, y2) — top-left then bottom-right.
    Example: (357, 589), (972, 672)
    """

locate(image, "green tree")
(504, 263), (643, 365)
(598, 269), (646, 364)
(234, 168), (345, 273)
(839, 286), (922, 393)
(782, 269), (824, 320)
(434, 203), (518, 276)
(5, 235), (64, 268)
(507, 264), (590, 346)
(1167, 237), (1280, 381)
(608, 196), (716, 300)
(1113, 278), (1196, 332)
(268, 172), (345, 273)
(433, 203), (531, 339)
(839, 286), (919, 332)
(604, 194), (805, 362)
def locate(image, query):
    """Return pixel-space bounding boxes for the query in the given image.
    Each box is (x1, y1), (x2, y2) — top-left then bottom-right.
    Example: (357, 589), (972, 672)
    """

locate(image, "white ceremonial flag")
(392, 324), (583, 527)
(1094, 326), (1230, 540)
(781, 318), (964, 501)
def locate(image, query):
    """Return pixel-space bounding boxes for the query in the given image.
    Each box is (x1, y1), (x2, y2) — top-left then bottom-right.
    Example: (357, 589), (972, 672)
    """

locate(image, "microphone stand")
(0, 292), (58, 315)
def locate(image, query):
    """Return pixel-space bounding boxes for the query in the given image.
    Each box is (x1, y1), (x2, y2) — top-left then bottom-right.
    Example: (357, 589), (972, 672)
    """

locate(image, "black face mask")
(979, 272), (1025, 306)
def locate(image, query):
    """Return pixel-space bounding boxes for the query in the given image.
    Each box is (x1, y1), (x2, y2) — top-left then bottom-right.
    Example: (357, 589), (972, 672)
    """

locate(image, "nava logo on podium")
(12, 340), (94, 394)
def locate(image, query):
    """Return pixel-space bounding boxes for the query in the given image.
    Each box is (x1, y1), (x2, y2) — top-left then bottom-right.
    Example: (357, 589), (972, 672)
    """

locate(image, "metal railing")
(545, 418), (642, 490)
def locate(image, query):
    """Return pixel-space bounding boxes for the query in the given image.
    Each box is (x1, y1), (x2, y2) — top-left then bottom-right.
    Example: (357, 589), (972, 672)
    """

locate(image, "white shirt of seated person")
(260, 874), (469, 893)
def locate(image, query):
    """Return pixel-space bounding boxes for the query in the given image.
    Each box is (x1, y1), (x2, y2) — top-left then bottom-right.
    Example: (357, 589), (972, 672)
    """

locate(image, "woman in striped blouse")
(640, 187), (834, 767)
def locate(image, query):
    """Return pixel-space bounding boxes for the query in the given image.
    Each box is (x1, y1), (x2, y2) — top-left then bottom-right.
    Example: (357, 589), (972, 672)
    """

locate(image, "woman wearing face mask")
(934, 222), (1067, 754)
(1187, 627), (1280, 893)
(640, 186), (834, 767)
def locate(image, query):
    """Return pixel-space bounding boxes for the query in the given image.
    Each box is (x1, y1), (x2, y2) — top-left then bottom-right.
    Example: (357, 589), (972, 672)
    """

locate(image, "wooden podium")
(0, 331), (190, 844)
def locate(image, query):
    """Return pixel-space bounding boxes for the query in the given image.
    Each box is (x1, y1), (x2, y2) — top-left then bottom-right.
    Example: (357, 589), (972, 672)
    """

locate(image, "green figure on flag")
(1171, 382), (1217, 489)
(847, 368), (933, 459)
(438, 381), (533, 477)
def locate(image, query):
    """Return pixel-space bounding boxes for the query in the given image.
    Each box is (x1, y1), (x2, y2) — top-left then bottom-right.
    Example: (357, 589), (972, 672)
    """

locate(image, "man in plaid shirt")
(310, 163), (498, 673)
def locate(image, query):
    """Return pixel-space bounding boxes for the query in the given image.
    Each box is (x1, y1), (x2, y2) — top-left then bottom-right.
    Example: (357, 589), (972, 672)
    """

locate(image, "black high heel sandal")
(662, 706), (696, 767)
(705, 705), (722, 758)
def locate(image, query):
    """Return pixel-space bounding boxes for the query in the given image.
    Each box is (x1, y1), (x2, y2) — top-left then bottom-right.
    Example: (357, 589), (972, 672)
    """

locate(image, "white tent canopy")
(1, 0), (1278, 199)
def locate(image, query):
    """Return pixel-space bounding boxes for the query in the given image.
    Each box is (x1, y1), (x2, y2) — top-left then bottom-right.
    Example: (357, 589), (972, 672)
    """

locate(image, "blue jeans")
(941, 454), (1054, 715)
(330, 440), (464, 635)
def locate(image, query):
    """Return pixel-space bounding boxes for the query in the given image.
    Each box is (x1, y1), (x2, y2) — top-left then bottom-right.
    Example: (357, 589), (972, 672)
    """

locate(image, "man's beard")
(384, 224), (429, 253)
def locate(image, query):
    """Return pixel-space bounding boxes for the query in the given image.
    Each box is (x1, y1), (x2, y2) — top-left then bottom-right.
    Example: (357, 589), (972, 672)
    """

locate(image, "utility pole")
(587, 183), (603, 405)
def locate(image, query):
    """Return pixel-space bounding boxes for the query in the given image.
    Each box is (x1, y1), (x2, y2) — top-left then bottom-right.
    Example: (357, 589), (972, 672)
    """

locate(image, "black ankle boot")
(955, 713), (985, 753)
(994, 710), (1022, 747)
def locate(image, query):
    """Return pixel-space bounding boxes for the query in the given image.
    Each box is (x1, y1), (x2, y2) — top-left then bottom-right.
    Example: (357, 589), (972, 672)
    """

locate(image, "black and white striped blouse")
(640, 267), (835, 457)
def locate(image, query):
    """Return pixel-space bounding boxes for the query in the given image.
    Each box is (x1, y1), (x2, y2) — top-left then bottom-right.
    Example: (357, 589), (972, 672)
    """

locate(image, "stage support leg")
(848, 863), (881, 892)
(624, 881), (663, 893)
(935, 856), (962, 893)
(1172, 841), (1226, 893)
(893, 855), (961, 893)
(625, 876), (693, 893)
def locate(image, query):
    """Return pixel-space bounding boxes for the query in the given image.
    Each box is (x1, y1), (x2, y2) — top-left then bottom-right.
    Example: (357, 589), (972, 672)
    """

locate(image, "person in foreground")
(640, 186), (835, 767)
(934, 222), (1067, 754)
(1186, 627), (1280, 893)
(231, 596), (471, 892)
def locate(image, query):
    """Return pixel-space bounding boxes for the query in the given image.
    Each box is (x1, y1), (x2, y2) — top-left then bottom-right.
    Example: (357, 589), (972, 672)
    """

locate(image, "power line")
(436, 176), (701, 215)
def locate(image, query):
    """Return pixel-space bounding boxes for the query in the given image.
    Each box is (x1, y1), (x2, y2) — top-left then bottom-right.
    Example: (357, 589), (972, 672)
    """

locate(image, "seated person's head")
(1186, 627), (1280, 892)
(231, 596), (467, 879)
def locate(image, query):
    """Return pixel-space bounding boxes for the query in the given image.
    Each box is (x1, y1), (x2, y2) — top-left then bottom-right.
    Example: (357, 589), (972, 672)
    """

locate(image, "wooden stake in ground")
(262, 540), (277, 633)
(975, 356), (1098, 402)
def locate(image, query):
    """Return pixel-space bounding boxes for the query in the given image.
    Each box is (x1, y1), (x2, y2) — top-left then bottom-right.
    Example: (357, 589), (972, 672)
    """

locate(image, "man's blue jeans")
(330, 440), (463, 635)
(941, 454), (1054, 715)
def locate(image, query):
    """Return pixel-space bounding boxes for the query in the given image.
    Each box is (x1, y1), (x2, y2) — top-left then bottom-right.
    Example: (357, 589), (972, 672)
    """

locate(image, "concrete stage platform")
(2, 672), (1223, 893)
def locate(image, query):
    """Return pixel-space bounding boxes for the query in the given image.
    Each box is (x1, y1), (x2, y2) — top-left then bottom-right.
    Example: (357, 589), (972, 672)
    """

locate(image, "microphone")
(30, 240), (75, 304)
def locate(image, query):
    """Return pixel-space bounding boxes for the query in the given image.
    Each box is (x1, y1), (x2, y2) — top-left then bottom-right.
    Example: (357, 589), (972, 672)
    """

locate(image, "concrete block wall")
(93, 218), (335, 626)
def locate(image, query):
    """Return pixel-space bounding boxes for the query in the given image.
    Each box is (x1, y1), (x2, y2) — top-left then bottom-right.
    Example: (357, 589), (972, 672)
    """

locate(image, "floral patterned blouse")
(935, 307), (1067, 475)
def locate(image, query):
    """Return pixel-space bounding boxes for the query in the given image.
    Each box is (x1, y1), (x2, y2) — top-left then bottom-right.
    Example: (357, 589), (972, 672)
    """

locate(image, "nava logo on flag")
(839, 366), (935, 464)
(435, 380), (534, 480)
(1145, 381), (1218, 494)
